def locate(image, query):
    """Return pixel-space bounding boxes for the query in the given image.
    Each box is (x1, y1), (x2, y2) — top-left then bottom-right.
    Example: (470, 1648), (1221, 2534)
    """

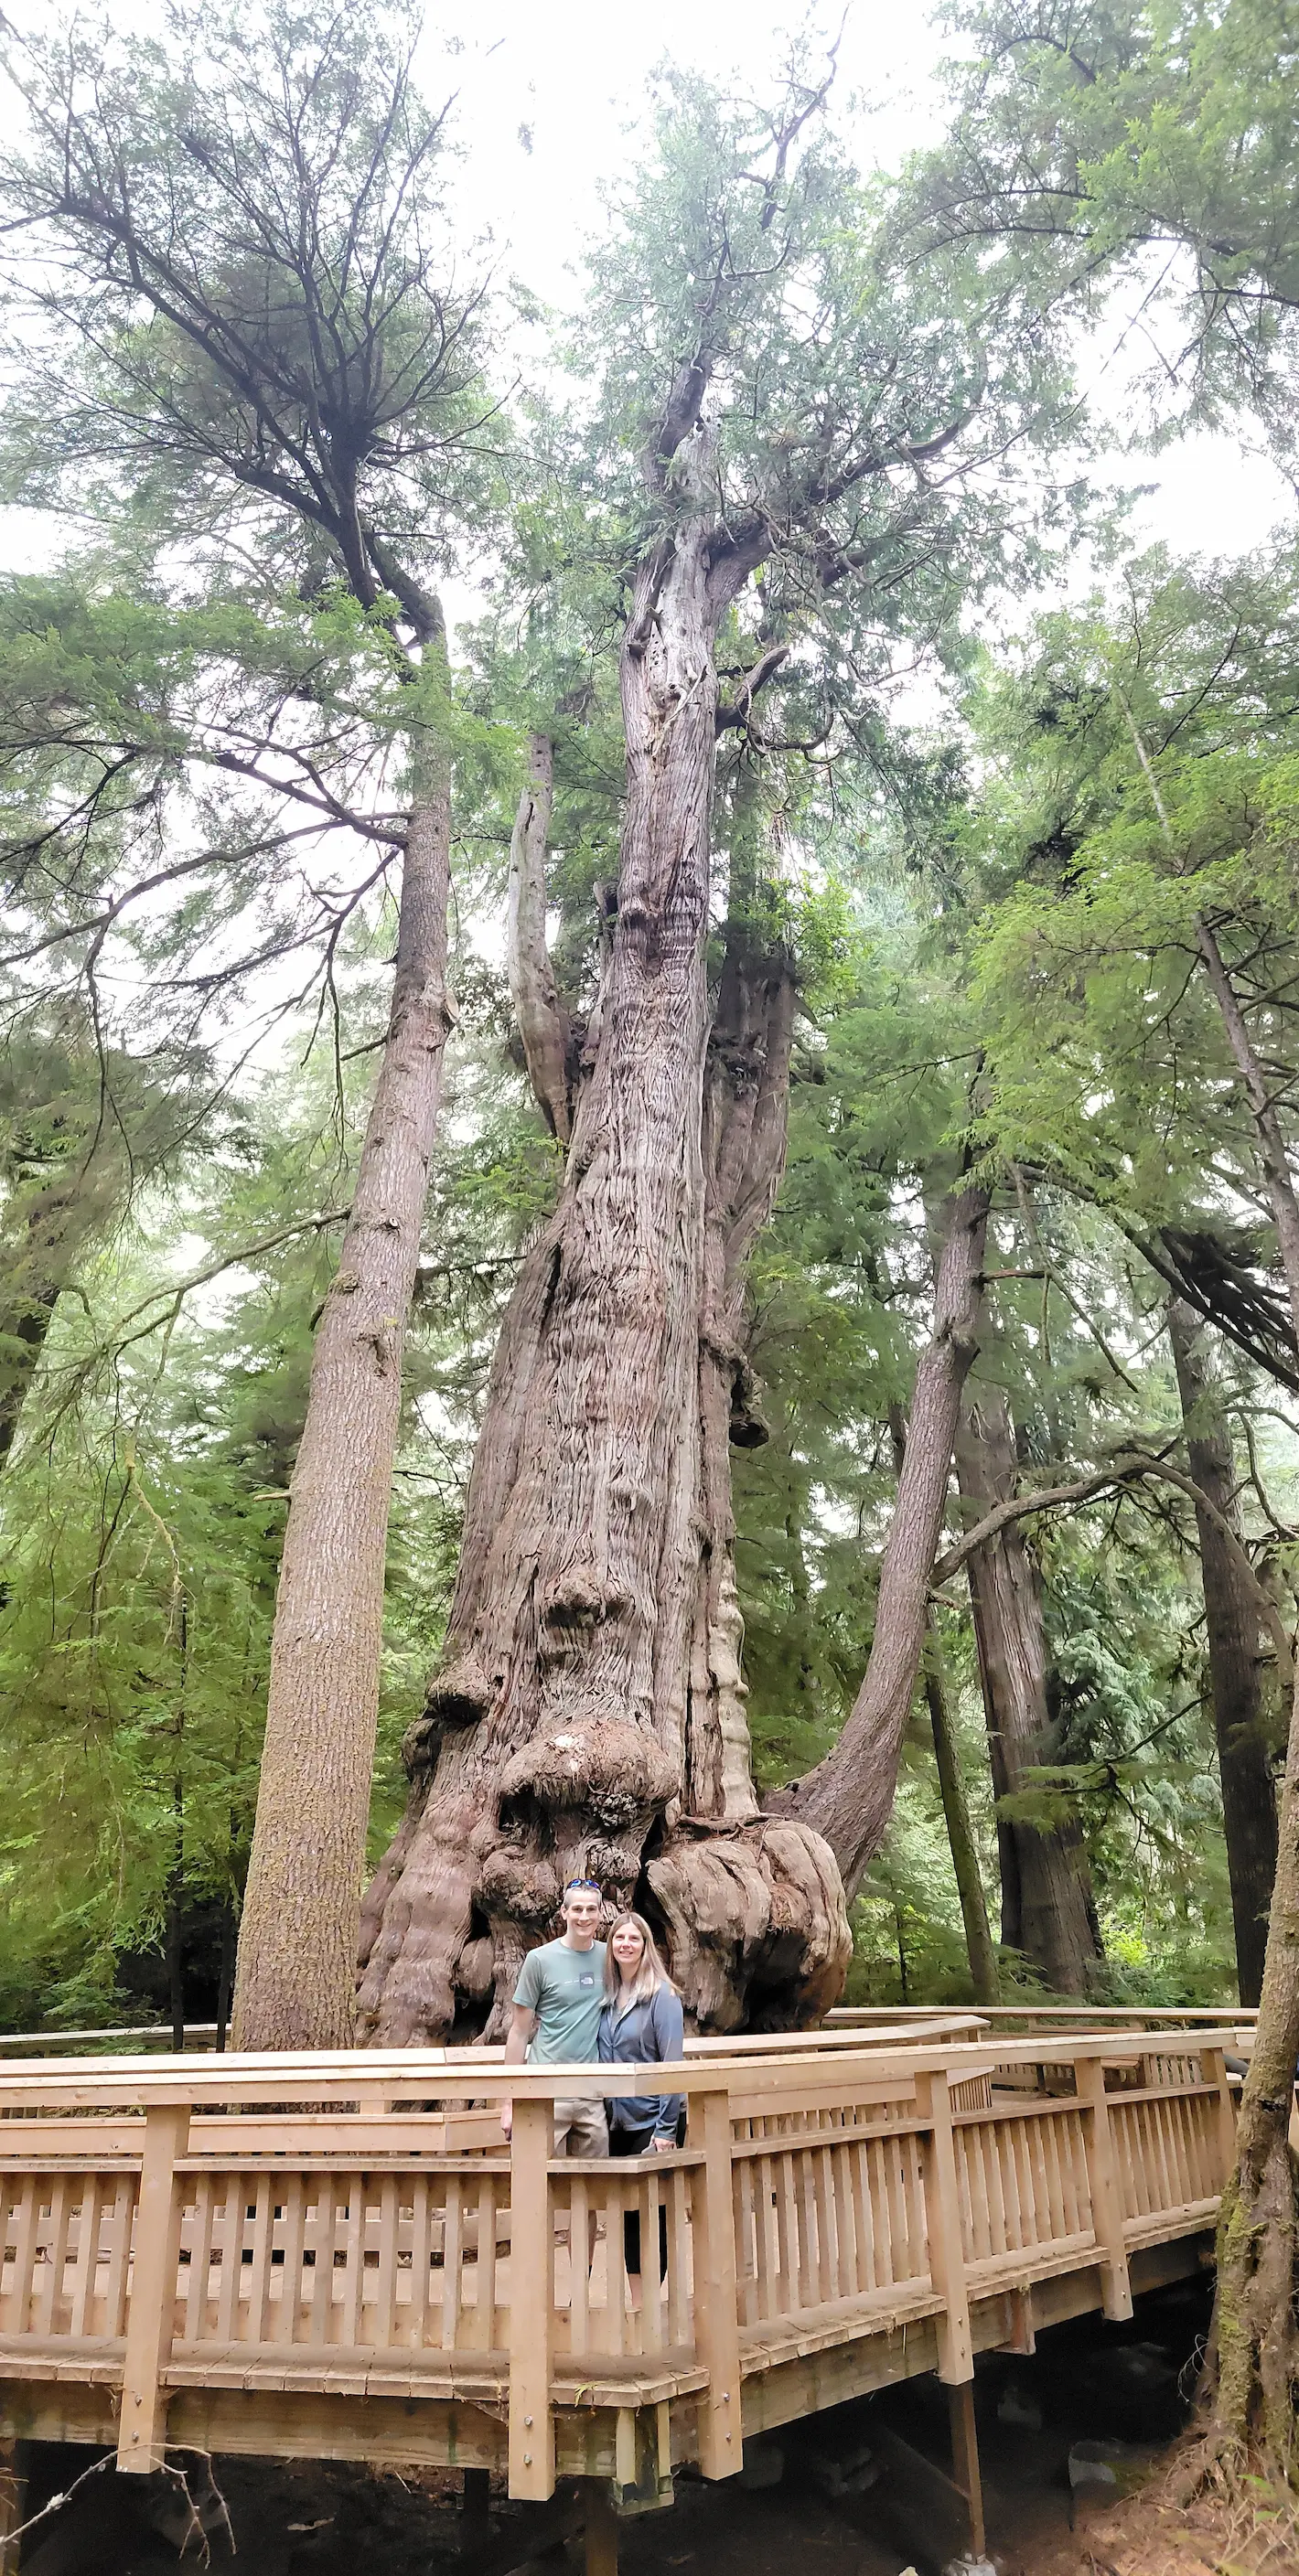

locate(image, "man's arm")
(499, 2002), (536, 2138)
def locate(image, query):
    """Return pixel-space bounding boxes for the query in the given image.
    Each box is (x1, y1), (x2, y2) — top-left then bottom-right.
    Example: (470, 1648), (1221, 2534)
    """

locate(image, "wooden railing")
(0, 2026), (1239, 2499)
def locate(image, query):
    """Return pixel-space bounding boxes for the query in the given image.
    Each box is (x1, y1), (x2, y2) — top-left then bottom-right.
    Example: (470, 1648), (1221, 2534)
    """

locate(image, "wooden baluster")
(917, 2071), (972, 2385)
(374, 2176), (399, 2354)
(3, 2182), (38, 2337)
(339, 2180), (366, 2347)
(474, 2174), (499, 2351)
(68, 2175), (102, 2339)
(1076, 2059), (1133, 2322)
(692, 2090), (742, 2481)
(442, 2175), (464, 2351)
(776, 2150), (799, 2314)
(308, 2178), (337, 2346)
(245, 2175), (275, 2347)
(508, 2098), (555, 2500)
(641, 2167), (664, 2355)
(215, 2179), (243, 2346)
(276, 2177), (306, 2346)
(670, 2167), (692, 2347)
(34, 2176), (70, 2338)
(407, 2175), (432, 2350)
(117, 2102), (188, 2473)
(102, 2177), (134, 2342)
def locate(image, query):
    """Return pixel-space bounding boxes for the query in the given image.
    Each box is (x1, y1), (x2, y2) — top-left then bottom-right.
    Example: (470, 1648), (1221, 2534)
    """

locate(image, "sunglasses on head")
(564, 1879), (602, 1895)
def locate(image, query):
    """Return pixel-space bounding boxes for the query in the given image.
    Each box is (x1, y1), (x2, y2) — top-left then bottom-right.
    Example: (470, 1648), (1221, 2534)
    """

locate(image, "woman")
(597, 1913), (685, 2306)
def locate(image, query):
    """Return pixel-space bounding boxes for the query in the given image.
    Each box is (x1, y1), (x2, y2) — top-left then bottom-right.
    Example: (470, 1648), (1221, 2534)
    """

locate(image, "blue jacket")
(597, 1984), (685, 2139)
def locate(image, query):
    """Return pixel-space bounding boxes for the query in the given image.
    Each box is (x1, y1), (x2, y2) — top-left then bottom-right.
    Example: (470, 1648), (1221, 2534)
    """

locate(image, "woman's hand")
(651, 2133), (674, 2153)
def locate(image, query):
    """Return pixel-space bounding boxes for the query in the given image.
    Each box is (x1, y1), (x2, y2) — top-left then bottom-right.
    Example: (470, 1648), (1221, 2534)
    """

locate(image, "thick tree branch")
(505, 732), (574, 1144)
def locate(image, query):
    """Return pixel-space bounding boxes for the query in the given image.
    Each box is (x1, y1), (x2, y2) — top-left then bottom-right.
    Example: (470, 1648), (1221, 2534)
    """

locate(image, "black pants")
(608, 2116), (684, 2276)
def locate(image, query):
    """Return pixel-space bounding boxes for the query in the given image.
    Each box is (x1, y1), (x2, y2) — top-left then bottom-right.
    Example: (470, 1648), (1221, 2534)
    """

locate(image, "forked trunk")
(1168, 1298), (1278, 2007)
(357, 508), (849, 2042)
(232, 746), (454, 2050)
(954, 1393), (1102, 1997)
(770, 1181), (990, 1896)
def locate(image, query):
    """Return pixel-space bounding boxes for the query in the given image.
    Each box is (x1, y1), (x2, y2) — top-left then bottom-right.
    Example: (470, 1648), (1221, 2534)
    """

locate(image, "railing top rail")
(0, 2025), (1245, 2114)
(828, 2004), (1257, 2023)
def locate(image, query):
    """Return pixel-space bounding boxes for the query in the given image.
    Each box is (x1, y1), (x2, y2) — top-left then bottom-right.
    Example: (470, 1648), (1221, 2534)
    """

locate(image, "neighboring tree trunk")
(921, 1616), (1001, 2004)
(357, 436), (850, 2044)
(954, 1392), (1103, 1997)
(1168, 1297), (1278, 2007)
(1189, 914), (1299, 2463)
(882, 1400), (999, 2004)
(769, 1180), (991, 1897)
(232, 720), (455, 2050)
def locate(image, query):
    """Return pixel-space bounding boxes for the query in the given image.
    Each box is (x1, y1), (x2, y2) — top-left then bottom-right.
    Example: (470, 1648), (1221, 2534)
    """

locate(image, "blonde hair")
(603, 1912), (676, 2007)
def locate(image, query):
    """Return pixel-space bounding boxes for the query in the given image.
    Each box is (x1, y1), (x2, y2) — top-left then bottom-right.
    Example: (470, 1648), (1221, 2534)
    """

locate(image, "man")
(500, 1878), (608, 2154)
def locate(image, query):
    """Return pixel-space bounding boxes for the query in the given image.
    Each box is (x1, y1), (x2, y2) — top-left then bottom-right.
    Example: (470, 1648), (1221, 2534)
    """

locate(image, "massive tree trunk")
(1167, 1298), (1278, 2008)
(771, 1181), (991, 1896)
(232, 727), (455, 2050)
(954, 1392), (1103, 1997)
(357, 464), (850, 2043)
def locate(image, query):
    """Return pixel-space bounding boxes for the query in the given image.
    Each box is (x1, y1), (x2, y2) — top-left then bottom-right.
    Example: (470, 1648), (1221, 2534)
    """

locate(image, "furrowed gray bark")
(955, 1392), (1102, 1998)
(1168, 1297), (1277, 2008)
(357, 422), (849, 2043)
(232, 725), (454, 2052)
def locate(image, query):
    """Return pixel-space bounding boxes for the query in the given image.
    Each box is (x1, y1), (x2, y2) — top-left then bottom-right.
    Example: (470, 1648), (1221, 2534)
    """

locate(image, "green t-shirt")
(513, 1938), (607, 2068)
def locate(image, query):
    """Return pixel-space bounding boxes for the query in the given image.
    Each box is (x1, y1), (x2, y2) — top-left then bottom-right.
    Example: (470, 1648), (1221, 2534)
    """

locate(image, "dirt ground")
(1025, 2451), (1299, 2576)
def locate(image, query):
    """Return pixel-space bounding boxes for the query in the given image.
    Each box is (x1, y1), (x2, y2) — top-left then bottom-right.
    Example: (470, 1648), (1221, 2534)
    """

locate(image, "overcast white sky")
(0, 0), (1292, 591)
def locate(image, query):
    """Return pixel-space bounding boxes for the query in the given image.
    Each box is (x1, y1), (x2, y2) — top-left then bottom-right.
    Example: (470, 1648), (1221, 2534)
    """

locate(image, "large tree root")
(357, 1711), (850, 2043)
(649, 1814), (852, 2031)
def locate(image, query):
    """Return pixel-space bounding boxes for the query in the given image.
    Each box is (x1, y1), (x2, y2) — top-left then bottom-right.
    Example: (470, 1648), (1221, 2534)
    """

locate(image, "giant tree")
(356, 59), (1081, 2037)
(0, 1), (496, 2044)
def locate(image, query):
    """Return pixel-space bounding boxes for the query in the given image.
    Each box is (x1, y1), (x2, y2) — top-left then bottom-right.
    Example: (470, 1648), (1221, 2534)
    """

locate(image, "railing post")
(917, 2068), (972, 2383)
(508, 2096), (555, 2501)
(117, 2101), (188, 2472)
(1202, 2045), (1239, 2185)
(692, 2087), (742, 2480)
(1076, 2056), (1133, 2322)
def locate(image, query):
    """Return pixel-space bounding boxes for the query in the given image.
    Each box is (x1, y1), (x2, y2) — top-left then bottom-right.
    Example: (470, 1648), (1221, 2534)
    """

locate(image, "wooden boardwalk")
(0, 2016), (1242, 2552)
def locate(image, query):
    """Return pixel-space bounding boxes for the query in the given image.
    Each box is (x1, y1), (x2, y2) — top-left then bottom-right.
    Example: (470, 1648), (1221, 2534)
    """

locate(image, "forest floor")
(1027, 2452), (1299, 2576)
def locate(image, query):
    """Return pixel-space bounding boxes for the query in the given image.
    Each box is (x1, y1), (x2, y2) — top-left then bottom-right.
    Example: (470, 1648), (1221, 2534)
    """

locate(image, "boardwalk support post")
(692, 2088), (742, 2480)
(585, 2481), (618, 2576)
(918, 2068), (972, 2383)
(947, 2381), (986, 2560)
(460, 2465), (492, 2551)
(117, 2102), (188, 2472)
(508, 2098), (555, 2500)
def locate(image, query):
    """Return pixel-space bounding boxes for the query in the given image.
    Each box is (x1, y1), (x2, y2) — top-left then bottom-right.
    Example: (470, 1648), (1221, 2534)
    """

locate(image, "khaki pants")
(553, 2096), (608, 2157)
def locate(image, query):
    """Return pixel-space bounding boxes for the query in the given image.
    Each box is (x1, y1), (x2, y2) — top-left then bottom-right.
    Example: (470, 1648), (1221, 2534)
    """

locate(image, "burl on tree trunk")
(358, 433), (850, 2041)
